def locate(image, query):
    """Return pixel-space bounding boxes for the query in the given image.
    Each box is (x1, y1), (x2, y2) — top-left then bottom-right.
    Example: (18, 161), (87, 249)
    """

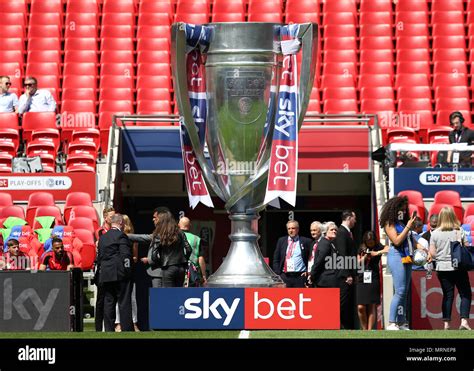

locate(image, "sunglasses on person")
(24, 83), (36, 87)
(4, 82), (11, 85)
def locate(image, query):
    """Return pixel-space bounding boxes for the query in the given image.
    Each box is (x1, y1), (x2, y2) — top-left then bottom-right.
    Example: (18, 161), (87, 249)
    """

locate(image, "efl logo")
(0, 179), (8, 187)
(149, 288), (339, 330)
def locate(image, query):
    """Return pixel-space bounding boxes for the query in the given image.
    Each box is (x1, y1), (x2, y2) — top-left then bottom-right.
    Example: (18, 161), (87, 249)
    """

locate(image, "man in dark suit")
(335, 210), (357, 329)
(421, 214), (438, 244)
(447, 111), (474, 167)
(272, 220), (312, 288)
(97, 213), (133, 332)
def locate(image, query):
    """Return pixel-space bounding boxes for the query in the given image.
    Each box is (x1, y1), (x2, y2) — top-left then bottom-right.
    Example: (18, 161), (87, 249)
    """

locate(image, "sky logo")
(149, 288), (339, 330)
(422, 173), (456, 184)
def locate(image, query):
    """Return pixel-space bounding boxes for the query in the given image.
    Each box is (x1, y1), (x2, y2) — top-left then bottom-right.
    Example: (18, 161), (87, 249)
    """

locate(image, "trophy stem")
(206, 213), (285, 288)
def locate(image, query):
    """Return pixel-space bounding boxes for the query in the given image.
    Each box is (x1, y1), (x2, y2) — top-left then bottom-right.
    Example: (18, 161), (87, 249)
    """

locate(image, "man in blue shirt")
(18, 76), (56, 114)
(0, 76), (19, 113)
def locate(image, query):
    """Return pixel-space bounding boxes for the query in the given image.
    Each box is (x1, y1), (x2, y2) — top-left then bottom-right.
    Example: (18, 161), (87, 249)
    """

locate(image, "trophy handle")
(297, 22), (318, 130)
(225, 23), (319, 211)
(171, 22), (226, 201)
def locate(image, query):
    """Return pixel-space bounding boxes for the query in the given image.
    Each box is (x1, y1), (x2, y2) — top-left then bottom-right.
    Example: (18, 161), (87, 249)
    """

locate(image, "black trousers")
(94, 283), (105, 332)
(340, 279), (355, 329)
(162, 265), (186, 287)
(437, 270), (472, 320)
(281, 272), (307, 288)
(103, 279), (133, 332)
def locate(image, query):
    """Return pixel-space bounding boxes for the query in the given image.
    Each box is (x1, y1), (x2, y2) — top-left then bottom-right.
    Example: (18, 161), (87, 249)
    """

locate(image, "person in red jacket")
(0, 239), (32, 270)
(39, 237), (74, 271)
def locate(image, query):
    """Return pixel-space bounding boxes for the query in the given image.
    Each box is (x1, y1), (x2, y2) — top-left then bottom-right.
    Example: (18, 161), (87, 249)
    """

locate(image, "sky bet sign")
(149, 288), (339, 330)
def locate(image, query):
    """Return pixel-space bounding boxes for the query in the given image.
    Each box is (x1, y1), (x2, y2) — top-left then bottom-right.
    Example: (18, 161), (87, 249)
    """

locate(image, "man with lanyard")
(39, 237), (74, 271)
(447, 111), (474, 168)
(306, 221), (323, 286)
(179, 217), (206, 286)
(273, 220), (312, 287)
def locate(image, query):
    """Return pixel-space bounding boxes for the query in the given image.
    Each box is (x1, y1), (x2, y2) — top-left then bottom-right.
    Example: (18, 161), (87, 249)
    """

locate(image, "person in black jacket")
(310, 222), (340, 288)
(129, 210), (191, 287)
(97, 213), (133, 332)
(447, 111), (474, 168)
(272, 220), (313, 288)
(335, 210), (357, 329)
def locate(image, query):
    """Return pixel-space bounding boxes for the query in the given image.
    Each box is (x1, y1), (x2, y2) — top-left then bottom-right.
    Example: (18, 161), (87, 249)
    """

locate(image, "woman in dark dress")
(356, 231), (388, 330)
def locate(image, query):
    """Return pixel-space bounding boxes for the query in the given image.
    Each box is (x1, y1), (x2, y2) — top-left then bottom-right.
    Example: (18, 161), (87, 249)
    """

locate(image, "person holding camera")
(447, 111), (474, 168)
(356, 231), (388, 330)
(379, 196), (429, 331)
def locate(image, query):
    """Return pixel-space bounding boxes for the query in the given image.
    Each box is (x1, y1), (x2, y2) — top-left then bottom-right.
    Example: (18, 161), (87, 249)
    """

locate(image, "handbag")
(450, 230), (474, 270)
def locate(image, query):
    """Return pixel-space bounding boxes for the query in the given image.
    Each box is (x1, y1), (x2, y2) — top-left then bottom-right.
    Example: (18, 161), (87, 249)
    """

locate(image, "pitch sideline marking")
(238, 330), (250, 339)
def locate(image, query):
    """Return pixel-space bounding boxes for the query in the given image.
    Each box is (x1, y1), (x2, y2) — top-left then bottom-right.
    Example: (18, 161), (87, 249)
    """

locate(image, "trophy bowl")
(172, 22), (318, 287)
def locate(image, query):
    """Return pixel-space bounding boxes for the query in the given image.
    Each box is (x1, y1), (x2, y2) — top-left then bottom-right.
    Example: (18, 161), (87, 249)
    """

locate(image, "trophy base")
(205, 213), (286, 288)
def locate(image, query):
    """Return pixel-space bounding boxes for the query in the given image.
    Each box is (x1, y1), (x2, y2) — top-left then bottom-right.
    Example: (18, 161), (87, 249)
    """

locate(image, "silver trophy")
(172, 22), (317, 287)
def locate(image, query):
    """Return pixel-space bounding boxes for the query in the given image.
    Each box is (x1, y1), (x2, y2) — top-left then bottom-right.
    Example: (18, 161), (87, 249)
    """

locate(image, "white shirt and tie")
(18, 90), (56, 114)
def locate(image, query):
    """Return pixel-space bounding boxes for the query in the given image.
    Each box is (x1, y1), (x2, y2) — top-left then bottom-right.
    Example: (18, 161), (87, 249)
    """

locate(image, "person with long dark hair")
(129, 209), (191, 287)
(379, 196), (427, 330)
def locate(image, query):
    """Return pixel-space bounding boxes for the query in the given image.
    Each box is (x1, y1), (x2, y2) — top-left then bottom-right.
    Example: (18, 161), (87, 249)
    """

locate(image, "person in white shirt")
(0, 76), (19, 113)
(18, 76), (56, 114)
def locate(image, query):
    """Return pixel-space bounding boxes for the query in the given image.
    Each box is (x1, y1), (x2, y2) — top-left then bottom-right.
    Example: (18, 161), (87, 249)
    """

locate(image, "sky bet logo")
(149, 288), (339, 330)
(424, 173), (456, 183)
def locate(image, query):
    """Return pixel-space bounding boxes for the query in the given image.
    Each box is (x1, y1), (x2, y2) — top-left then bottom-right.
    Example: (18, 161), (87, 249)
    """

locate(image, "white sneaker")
(386, 323), (399, 331)
(399, 323), (410, 330)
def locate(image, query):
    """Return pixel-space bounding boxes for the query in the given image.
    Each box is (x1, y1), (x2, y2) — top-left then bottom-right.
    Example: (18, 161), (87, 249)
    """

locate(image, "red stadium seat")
(102, 0), (136, 14)
(27, 50), (61, 64)
(323, 99), (358, 114)
(139, 0), (174, 14)
(3, 25), (25, 39)
(433, 49), (466, 62)
(464, 204), (474, 224)
(65, 13), (99, 27)
(398, 98), (432, 112)
(67, 0), (99, 13)
(0, 193), (13, 207)
(360, 36), (393, 50)
(63, 63), (98, 77)
(136, 100), (172, 115)
(22, 112), (57, 143)
(323, 50), (358, 64)
(395, 74), (430, 89)
(0, 113), (20, 130)
(25, 62), (60, 77)
(31, 0), (62, 14)
(29, 13), (62, 27)
(137, 88), (171, 102)
(433, 73), (468, 87)
(64, 192), (93, 222)
(322, 62), (357, 81)
(62, 89), (96, 104)
(2, 0), (27, 14)
(323, 25), (356, 38)
(323, 0), (356, 14)
(175, 13), (210, 24)
(396, 36), (429, 50)
(67, 206), (98, 228)
(61, 100), (96, 114)
(359, 24), (391, 37)
(397, 86), (431, 100)
(137, 38), (170, 52)
(360, 0), (392, 12)
(100, 38), (134, 52)
(322, 87), (357, 101)
(138, 13), (171, 27)
(31, 129), (60, 152)
(433, 36), (466, 50)
(396, 61), (430, 75)
(99, 75), (134, 90)
(28, 25), (61, 39)
(68, 217), (95, 233)
(396, 49), (430, 62)
(73, 228), (96, 269)
(99, 88), (133, 102)
(100, 25), (134, 39)
(398, 190), (425, 208)
(360, 49), (393, 63)
(137, 25), (171, 40)
(435, 98), (470, 113)
(395, 11), (429, 25)
(0, 141), (16, 157)
(360, 62), (393, 76)
(100, 63), (134, 78)
(101, 13), (135, 26)
(285, 12), (319, 23)
(432, 23), (466, 38)
(360, 87), (394, 100)
(32, 206), (63, 230)
(434, 86), (469, 100)
(71, 129), (100, 150)
(64, 50), (98, 64)
(395, 24), (429, 38)
(361, 99), (395, 113)
(137, 63), (170, 77)
(434, 191), (462, 209)
(66, 153), (96, 169)
(64, 25), (98, 39)
(67, 141), (98, 158)
(64, 38), (98, 52)
(323, 37), (357, 51)
(321, 74), (355, 89)
(0, 206), (26, 220)
(62, 75), (97, 91)
(26, 192), (55, 226)
(4, 38), (24, 53)
(322, 12), (356, 26)
(67, 164), (96, 173)
(100, 50), (134, 64)
(98, 100), (134, 113)
(136, 75), (172, 90)
(358, 74), (392, 89)
(3, 13), (26, 28)
(431, 11), (463, 25)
